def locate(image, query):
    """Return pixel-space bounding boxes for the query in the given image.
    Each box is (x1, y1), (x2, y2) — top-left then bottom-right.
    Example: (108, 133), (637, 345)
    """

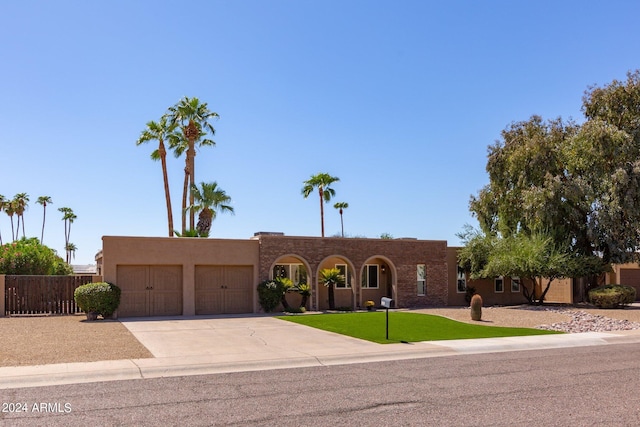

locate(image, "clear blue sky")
(1, 1), (639, 265)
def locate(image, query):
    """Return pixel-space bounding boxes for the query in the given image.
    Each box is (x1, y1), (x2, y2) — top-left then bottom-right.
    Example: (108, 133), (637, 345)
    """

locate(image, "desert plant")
(470, 293), (483, 321)
(276, 277), (294, 311)
(74, 282), (121, 319)
(257, 280), (284, 312)
(588, 284), (636, 309)
(296, 283), (311, 308)
(319, 267), (345, 310)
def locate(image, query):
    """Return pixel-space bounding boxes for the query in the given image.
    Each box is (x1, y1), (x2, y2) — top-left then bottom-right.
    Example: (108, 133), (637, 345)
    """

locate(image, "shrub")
(0, 237), (72, 275)
(257, 280), (284, 312)
(588, 284), (636, 309)
(284, 306), (306, 314)
(470, 293), (482, 321)
(74, 282), (121, 318)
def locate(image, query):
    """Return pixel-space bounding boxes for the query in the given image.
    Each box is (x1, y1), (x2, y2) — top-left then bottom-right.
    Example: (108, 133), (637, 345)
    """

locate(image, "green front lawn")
(276, 311), (561, 344)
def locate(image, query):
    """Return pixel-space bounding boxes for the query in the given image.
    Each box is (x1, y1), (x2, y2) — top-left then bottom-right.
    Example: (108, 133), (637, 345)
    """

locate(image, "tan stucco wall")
(102, 236), (259, 315)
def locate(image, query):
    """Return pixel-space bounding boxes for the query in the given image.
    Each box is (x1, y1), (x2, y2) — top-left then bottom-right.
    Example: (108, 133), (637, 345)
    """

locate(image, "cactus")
(470, 293), (482, 321)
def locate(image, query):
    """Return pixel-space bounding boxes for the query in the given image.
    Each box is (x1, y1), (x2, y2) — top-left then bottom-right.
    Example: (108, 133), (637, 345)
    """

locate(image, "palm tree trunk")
(159, 142), (174, 237)
(188, 139), (196, 231)
(318, 187), (325, 237)
(41, 205), (46, 243)
(340, 209), (344, 237)
(328, 283), (335, 309)
(21, 215), (25, 238)
(10, 217), (15, 242)
(182, 165), (189, 234)
(15, 215), (20, 240)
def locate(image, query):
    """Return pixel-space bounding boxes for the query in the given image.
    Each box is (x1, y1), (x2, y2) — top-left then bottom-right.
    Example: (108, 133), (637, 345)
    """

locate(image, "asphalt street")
(2, 342), (640, 426)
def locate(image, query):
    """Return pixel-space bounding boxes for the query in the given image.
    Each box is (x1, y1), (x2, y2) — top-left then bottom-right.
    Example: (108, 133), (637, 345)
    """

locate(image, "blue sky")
(1, 1), (639, 265)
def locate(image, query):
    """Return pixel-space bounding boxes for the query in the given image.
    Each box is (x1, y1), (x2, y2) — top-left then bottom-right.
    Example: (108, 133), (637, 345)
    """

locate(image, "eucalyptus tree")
(36, 196), (52, 244)
(302, 173), (340, 237)
(168, 97), (219, 232)
(136, 115), (180, 237)
(333, 202), (349, 237)
(186, 181), (234, 237)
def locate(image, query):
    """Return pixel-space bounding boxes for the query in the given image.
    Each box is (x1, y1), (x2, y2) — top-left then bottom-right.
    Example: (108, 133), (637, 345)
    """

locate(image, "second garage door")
(195, 265), (253, 314)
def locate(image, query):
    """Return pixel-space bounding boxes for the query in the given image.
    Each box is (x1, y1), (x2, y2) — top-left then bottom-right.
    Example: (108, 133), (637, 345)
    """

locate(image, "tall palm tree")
(13, 193), (29, 239)
(186, 181), (234, 237)
(36, 196), (52, 244)
(5, 200), (16, 241)
(59, 207), (76, 255)
(136, 115), (179, 237)
(0, 194), (5, 245)
(319, 267), (345, 310)
(302, 173), (340, 237)
(65, 242), (77, 263)
(168, 97), (219, 232)
(334, 202), (349, 237)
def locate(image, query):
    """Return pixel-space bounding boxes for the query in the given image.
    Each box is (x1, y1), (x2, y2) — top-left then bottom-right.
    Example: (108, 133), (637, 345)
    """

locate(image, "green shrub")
(284, 306), (306, 314)
(74, 282), (121, 318)
(588, 284), (636, 309)
(257, 280), (285, 312)
(0, 237), (72, 275)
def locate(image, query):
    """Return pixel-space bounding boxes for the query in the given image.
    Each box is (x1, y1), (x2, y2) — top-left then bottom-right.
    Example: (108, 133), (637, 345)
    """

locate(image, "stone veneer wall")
(258, 236), (448, 308)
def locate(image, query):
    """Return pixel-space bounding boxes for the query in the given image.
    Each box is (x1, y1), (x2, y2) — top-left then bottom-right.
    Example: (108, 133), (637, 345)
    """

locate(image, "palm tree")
(36, 196), (52, 244)
(136, 115), (179, 237)
(334, 202), (349, 237)
(319, 267), (345, 310)
(59, 207), (76, 255)
(168, 97), (219, 232)
(65, 242), (77, 263)
(13, 193), (29, 239)
(186, 181), (234, 237)
(5, 200), (16, 241)
(0, 194), (5, 245)
(302, 173), (340, 237)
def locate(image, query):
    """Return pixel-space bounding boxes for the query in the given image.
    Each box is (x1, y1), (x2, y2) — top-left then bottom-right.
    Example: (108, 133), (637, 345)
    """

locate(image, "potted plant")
(365, 300), (375, 311)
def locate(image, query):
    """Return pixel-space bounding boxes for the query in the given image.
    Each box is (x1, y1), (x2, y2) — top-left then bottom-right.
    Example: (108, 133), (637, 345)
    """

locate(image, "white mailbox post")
(381, 297), (393, 339)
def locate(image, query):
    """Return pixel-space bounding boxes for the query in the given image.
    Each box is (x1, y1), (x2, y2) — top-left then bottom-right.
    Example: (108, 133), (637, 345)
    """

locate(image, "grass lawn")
(276, 311), (562, 344)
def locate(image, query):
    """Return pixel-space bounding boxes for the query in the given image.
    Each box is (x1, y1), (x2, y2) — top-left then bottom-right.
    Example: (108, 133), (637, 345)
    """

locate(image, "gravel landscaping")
(2, 304), (639, 368)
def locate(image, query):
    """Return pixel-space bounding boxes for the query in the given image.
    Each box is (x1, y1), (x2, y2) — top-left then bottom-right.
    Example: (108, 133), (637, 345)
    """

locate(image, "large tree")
(186, 181), (234, 237)
(0, 194), (5, 245)
(168, 97), (219, 233)
(136, 115), (179, 237)
(58, 207), (76, 262)
(302, 173), (340, 237)
(13, 193), (29, 239)
(334, 202), (349, 237)
(36, 195), (52, 244)
(468, 70), (640, 299)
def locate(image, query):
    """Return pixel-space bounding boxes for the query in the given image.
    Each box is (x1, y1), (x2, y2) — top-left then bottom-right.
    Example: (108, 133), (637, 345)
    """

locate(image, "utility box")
(381, 297), (393, 308)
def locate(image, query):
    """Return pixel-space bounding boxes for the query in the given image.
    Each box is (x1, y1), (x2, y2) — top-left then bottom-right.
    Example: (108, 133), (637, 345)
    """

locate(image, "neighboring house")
(71, 264), (98, 275)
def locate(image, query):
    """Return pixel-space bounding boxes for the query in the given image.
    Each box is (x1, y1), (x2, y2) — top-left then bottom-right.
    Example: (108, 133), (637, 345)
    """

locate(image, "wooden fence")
(4, 275), (98, 315)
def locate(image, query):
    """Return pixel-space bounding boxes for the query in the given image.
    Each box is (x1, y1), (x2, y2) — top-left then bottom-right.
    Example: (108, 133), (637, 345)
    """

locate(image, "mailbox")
(381, 297), (393, 308)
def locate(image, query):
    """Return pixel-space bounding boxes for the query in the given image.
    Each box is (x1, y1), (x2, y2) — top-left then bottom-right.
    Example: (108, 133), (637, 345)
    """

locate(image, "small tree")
(0, 238), (72, 275)
(319, 267), (345, 310)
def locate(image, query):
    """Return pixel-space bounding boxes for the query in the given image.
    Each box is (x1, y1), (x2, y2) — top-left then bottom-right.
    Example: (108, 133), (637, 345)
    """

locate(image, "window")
(456, 266), (467, 293)
(495, 276), (504, 293)
(417, 264), (426, 296)
(273, 264), (307, 286)
(362, 264), (379, 289)
(335, 264), (351, 288)
(511, 276), (520, 293)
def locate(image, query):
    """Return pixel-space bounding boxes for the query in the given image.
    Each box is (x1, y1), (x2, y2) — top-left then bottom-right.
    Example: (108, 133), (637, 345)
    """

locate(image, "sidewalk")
(2, 315), (640, 390)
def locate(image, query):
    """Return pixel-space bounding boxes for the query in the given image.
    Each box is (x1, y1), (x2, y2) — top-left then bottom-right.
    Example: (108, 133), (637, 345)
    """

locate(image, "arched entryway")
(316, 255), (356, 310)
(360, 256), (396, 308)
(270, 254), (313, 310)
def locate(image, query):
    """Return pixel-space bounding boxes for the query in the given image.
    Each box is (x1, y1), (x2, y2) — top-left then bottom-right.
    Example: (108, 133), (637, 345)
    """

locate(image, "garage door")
(195, 265), (253, 314)
(620, 269), (640, 301)
(117, 265), (183, 317)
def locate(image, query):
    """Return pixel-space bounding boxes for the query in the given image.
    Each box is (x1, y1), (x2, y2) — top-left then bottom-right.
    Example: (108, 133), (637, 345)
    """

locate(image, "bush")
(74, 282), (121, 318)
(0, 237), (72, 275)
(588, 284), (636, 309)
(257, 280), (284, 312)
(284, 306), (306, 314)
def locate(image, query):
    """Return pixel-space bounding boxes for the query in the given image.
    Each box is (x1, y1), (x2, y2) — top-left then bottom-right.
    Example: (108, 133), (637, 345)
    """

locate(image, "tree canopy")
(466, 70), (640, 299)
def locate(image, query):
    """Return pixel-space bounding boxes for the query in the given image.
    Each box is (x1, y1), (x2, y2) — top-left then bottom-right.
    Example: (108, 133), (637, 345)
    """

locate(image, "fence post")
(0, 275), (5, 317)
